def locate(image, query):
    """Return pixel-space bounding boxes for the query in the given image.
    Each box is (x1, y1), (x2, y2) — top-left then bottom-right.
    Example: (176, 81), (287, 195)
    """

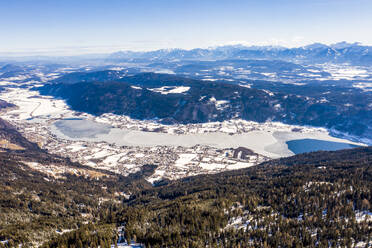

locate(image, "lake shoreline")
(50, 119), (365, 158)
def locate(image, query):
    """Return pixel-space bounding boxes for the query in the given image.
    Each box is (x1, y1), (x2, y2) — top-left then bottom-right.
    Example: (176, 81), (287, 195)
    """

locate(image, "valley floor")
(0, 84), (365, 182)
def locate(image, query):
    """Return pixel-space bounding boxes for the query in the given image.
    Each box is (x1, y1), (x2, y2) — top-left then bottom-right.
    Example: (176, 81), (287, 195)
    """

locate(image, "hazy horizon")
(0, 41), (370, 58)
(1, 0), (372, 56)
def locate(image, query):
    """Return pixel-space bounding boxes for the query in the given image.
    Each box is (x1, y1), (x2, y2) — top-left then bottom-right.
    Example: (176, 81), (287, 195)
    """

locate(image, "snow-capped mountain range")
(107, 42), (372, 65)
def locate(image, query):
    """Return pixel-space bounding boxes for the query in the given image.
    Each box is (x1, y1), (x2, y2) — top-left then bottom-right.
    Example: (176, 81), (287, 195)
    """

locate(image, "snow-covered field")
(319, 63), (372, 80)
(353, 82), (372, 92)
(148, 86), (190, 94)
(0, 87), (71, 120)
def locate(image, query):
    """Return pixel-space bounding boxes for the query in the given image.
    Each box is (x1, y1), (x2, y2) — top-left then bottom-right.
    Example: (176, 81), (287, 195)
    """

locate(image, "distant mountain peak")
(303, 43), (329, 49)
(330, 41), (361, 49)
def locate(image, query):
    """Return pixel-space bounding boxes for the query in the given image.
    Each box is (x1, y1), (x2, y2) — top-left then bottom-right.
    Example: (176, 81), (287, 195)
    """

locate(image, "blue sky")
(1, 0), (372, 55)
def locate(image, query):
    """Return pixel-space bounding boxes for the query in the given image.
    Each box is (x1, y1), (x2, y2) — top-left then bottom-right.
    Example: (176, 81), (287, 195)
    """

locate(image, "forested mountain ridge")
(42, 146), (372, 248)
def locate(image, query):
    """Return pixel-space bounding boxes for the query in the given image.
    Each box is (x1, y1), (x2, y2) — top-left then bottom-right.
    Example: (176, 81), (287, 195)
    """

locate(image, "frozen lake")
(286, 139), (359, 154)
(51, 118), (363, 158)
(54, 118), (111, 138)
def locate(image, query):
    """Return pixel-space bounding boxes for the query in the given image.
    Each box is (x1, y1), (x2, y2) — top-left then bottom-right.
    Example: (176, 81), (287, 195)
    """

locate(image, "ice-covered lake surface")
(54, 118), (111, 138)
(286, 139), (360, 154)
(51, 118), (363, 158)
